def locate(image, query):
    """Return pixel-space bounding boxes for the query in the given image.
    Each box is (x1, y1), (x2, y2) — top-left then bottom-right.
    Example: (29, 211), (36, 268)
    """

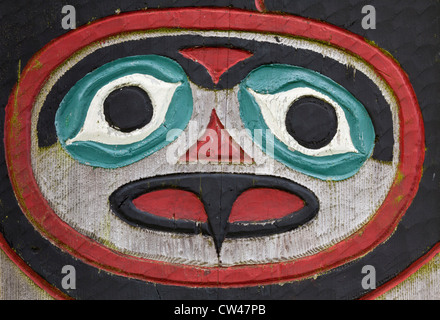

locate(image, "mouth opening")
(109, 173), (319, 254)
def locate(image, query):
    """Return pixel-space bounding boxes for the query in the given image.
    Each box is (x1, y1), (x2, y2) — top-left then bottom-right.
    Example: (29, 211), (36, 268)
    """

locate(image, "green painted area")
(238, 64), (375, 181)
(55, 55), (192, 168)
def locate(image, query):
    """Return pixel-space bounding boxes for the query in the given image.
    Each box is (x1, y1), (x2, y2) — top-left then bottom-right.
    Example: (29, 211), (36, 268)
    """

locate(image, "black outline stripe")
(110, 173), (319, 253)
(36, 34), (394, 161)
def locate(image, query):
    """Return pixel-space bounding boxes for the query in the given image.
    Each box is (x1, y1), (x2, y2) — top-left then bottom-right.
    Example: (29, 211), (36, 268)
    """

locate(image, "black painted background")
(0, 0), (439, 300)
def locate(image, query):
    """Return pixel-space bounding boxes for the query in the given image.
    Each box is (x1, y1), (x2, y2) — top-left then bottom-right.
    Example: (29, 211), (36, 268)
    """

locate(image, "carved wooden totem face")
(2, 6), (431, 299)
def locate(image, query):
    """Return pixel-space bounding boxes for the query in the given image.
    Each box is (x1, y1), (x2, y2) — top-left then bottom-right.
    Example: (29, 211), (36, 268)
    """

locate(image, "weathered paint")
(179, 47), (253, 84)
(238, 64), (375, 180)
(55, 55), (193, 168)
(1, 6), (429, 300)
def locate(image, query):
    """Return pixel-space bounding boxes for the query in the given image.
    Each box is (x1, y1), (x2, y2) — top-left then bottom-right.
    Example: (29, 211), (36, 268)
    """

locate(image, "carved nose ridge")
(180, 109), (254, 164)
(109, 173), (319, 254)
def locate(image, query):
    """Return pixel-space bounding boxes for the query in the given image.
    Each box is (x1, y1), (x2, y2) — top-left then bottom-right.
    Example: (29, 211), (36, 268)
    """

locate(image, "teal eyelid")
(238, 64), (375, 181)
(55, 55), (193, 168)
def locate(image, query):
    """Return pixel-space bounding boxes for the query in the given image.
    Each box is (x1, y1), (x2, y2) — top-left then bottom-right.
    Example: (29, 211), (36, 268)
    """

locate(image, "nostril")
(133, 189), (207, 222)
(229, 188), (305, 222)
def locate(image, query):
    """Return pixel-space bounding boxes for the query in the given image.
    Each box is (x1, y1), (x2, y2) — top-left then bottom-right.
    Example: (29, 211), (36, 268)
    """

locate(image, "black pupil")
(285, 96), (338, 149)
(104, 86), (153, 132)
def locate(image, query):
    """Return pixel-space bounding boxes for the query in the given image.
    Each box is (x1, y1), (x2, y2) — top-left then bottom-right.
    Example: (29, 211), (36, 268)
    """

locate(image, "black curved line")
(36, 35), (394, 161)
(109, 173), (319, 252)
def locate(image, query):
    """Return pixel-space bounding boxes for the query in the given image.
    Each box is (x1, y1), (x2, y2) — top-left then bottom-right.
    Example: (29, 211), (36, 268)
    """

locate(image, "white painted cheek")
(66, 74), (180, 145)
(248, 87), (358, 156)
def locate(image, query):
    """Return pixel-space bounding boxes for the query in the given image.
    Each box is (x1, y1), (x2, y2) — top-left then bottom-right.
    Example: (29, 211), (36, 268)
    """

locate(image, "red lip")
(110, 173), (319, 253)
(133, 187), (305, 223)
(229, 188), (305, 222)
(133, 189), (208, 222)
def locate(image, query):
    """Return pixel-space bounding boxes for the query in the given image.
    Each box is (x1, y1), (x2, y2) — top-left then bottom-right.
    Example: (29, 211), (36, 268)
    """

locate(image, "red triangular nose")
(179, 47), (253, 84)
(180, 109), (254, 164)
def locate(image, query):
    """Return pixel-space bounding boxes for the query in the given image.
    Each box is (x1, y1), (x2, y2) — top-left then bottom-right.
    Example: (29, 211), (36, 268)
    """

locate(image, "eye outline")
(55, 55), (193, 168)
(65, 74), (181, 146)
(238, 64), (375, 181)
(247, 87), (358, 157)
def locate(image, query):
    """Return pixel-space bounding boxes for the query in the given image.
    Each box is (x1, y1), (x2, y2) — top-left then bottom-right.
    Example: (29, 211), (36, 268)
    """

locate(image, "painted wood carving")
(0, 1), (439, 300)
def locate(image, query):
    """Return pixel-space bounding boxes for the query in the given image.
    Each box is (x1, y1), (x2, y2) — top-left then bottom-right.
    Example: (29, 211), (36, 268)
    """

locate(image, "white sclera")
(66, 74), (180, 146)
(248, 87), (358, 157)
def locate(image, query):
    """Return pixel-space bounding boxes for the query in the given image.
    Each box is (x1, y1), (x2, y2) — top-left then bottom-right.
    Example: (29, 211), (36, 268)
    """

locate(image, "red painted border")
(360, 242), (440, 300)
(4, 8), (425, 290)
(0, 234), (71, 300)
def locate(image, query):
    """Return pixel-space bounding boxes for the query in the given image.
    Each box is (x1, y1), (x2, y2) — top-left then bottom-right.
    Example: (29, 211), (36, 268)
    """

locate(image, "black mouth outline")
(109, 173), (319, 254)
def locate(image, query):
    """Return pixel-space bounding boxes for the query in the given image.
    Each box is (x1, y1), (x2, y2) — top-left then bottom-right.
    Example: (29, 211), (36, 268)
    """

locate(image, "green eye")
(238, 64), (375, 181)
(55, 55), (193, 168)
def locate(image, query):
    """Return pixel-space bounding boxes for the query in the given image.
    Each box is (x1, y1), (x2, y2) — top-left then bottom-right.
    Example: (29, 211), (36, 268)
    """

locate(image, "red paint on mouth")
(229, 188), (305, 222)
(179, 47), (253, 84)
(133, 189), (208, 222)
